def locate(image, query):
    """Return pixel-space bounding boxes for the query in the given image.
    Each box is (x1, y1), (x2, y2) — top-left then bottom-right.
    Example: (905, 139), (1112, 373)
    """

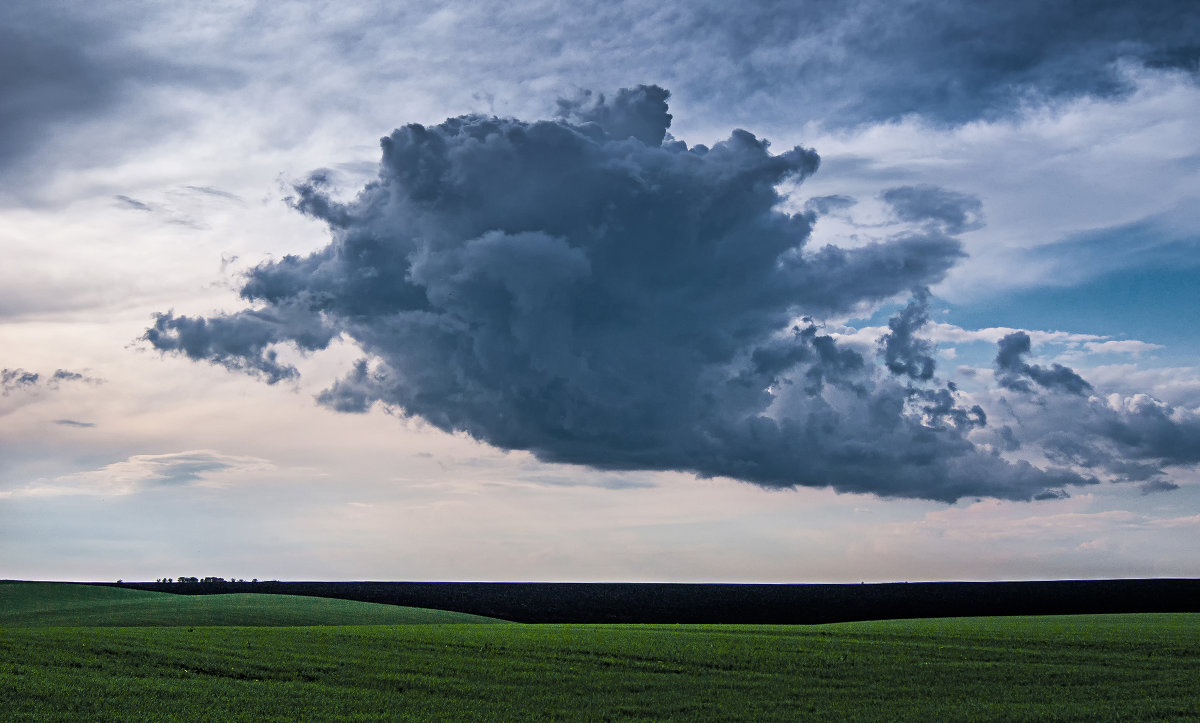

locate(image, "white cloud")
(1083, 340), (1163, 355)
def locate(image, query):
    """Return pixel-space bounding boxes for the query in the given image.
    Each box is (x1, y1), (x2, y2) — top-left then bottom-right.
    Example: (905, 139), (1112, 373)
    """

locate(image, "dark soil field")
(101, 578), (1200, 623)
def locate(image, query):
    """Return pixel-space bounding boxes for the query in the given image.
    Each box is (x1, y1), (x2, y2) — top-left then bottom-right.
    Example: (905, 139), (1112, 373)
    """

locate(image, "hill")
(0, 581), (503, 627)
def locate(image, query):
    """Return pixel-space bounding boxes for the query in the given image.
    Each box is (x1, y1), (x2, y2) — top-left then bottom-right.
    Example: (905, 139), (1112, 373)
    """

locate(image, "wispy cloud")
(53, 419), (95, 428)
(0, 450), (273, 499)
(113, 194), (153, 212)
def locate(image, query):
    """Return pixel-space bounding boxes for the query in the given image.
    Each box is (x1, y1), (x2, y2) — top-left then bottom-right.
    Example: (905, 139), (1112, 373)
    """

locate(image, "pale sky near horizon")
(2, 0), (1199, 582)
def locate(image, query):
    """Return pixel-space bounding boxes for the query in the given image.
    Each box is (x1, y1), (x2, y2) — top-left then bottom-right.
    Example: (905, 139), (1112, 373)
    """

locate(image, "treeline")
(152, 577), (262, 584)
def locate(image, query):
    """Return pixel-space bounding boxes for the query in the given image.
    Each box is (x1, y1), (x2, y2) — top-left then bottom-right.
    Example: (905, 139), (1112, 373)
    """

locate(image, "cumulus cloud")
(878, 287), (937, 381)
(143, 85), (1200, 502)
(986, 336), (1200, 489)
(145, 86), (1141, 503)
(555, 85), (673, 146)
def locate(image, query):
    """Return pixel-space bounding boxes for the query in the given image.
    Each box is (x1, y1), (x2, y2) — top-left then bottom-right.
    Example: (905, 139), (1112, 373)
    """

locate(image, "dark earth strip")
(94, 579), (1200, 624)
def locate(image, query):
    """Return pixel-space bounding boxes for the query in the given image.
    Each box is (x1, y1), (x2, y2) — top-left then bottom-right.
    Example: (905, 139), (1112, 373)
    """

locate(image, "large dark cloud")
(145, 86), (1130, 502)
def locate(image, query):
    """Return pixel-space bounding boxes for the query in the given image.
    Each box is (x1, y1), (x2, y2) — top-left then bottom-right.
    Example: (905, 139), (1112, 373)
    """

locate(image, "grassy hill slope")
(0, 582), (503, 627)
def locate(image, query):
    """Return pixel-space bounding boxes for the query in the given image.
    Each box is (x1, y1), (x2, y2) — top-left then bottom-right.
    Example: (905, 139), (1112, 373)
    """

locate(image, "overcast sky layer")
(3, 0), (1199, 582)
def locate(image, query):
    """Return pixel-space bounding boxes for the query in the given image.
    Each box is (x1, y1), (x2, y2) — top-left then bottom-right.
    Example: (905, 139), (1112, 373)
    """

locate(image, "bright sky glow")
(2, 1), (1198, 582)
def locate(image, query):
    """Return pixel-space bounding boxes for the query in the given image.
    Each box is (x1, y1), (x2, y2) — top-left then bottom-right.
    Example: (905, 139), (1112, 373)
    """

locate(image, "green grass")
(2, 614), (1197, 721)
(1, 583), (1197, 720)
(0, 582), (502, 626)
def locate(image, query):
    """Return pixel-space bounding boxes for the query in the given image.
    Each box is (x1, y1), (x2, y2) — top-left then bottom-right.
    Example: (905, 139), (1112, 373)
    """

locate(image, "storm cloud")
(145, 85), (1200, 502)
(143, 86), (1139, 503)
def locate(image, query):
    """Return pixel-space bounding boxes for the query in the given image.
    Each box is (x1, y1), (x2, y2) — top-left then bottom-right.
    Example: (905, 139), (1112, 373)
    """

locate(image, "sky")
(3, 0), (1199, 583)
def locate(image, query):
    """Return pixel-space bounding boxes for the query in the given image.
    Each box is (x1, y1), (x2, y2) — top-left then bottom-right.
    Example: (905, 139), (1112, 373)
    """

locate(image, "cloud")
(881, 186), (984, 235)
(1085, 364), (1200, 410)
(555, 85), (673, 146)
(113, 194), (153, 211)
(145, 86), (1132, 503)
(803, 195), (857, 217)
(1, 367), (102, 421)
(0, 4), (236, 201)
(1140, 478), (1180, 494)
(685, 0), (1200, 127)
(144, 309), (337, 384)
(1017, 202), (1200, 287)
(980, 335), (1200, 484)
(0, 5), (131, 172)
(0, 450), (272, 498)
(990, 368), (1200, 488)
(1, 368), (97, 395)
(183, 185), (244, 203)
(1083, 340), (1163, 356)
(929, 324), (1107, 347)
(994, 332), (1093, 395)
(53, 419), (95, 428)
(878, 287), (937, 381)
(1, 368), (40, 395)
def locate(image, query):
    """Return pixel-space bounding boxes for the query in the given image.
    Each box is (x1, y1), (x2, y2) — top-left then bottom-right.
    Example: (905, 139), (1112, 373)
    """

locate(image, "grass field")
(0, 582), (502, 626)
(2, 582), (1197, 721)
